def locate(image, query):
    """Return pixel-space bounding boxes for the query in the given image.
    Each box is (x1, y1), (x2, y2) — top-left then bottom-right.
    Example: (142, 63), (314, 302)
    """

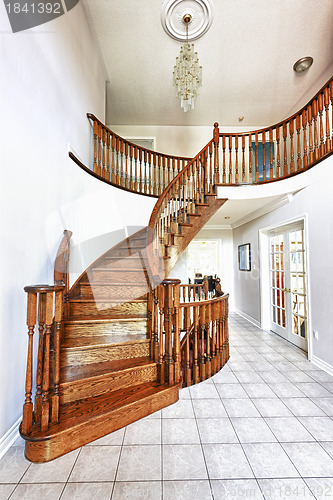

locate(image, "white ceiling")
(83, 0), (333, 127)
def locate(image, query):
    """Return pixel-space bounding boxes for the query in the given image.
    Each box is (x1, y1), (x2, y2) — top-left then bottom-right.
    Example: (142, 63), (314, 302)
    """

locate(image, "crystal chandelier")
(173, 14), (202, 112)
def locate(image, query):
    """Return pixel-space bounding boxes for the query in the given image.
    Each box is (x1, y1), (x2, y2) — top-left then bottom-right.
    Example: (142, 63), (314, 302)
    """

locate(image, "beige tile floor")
(1, 314), (333, 499)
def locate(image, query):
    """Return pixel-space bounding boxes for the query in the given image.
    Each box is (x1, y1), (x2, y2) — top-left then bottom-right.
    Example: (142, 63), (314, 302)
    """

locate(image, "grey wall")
(233, 156), (333, 367)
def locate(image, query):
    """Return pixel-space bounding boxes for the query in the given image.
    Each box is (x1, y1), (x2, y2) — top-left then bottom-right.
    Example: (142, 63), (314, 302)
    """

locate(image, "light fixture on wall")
(173, 13), (202, 112)
(293, 56), (313, 73)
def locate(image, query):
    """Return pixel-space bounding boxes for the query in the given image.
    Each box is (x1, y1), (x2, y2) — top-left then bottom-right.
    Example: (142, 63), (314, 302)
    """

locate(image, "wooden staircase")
(21, 132), (228, 463)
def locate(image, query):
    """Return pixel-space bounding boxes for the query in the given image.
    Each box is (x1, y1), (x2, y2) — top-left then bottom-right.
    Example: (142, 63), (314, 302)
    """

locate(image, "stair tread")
(62, 333), (148, 348)
(69, 298), (147, 303)
(26, 381), (179, 439)
(61, 356), (153, 383)
(65, 317), (147, 325)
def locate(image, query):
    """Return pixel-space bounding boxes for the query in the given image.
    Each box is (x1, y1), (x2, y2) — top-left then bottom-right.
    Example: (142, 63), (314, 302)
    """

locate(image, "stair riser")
(79, 284), (148, 299)
(23, 386), (179, 462)
(64, 321), (147, 338)
(68, 300), (147, 318)
(61, 342), (150, 368)
(60, 365), (158, 404)
(102, 258), (144, 269)
(90, 269), (148, 282)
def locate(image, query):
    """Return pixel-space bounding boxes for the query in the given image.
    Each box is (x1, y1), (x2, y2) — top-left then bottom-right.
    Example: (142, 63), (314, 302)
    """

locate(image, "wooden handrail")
(86, 113), (191, 197)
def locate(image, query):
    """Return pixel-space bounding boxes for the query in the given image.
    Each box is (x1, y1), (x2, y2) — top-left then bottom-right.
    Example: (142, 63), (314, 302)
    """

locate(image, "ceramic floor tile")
(211, 371), (239, 383)
(320, 442), (333, 458)
(268, 383), (306, 398)
(192, 398), (227, 418)
(163, 444), (208, 480)
(161, 399), (195, 418)
(264, 417), (315, 442)
(162, 418), (200, 444)
(231, 417), (277, 444)
(124, 418), (161, 445)
(0, 484), (16, 499)
(68, 447), (120, 482)
(242, 383), (277, 399)
(215, 383), (249, 399)
(258, 371), (289, 384)
(252, 398), (293, 417)
(189, 382), (219, 399)
(203, 443), (254, 479)
(234, 372), (264, 384)
(258, 478), (314, 499)
(281, 397), (326, 417)
(304, 478), (333, 499)
(0, 447), (30, 483)
(211, 479), (264, 499)
(298, 416), (333, 441)
(249, 362), (277, 372)
(116, 445), (161, 481)
(269, 362), (300, 372)
(9, 483), (65, 500)
(223, 398), (261, 418)
(243, 443), (299, 479)
(294, 382), (333, 398)
(282, 442), (333, 477)
(163, 480), (212, 500)
(60, 482), (113, 500)
(112, 481), (162, 499)
(323, 382), (333, 394)
(227, 361), (255, 372)
(309, 371), (333, 383)
(312, 398), (333, 416)
(179, 387), (191, 399)
(86, 427), (125, 446)
(283, 371), (316, 383)
(293, 361), (323, 372)
(21, 449), (80, 483)
(197, 418), (239, 444)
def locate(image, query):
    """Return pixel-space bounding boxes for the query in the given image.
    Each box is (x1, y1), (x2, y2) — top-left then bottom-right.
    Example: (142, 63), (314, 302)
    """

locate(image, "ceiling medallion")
(161, 0), (214, 42)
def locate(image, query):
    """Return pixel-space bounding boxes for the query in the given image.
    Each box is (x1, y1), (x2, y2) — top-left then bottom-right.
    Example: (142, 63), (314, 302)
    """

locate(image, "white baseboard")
(311, 355), (333, 377)
(0, 418), (21, 460)
(234, 310), (261, 329)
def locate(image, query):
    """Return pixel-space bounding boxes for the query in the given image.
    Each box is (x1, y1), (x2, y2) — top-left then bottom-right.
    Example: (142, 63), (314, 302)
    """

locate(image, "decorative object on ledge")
(173, 13), (202, 112)
(238, 243), (251, 271)
(293, 56), (313, 73)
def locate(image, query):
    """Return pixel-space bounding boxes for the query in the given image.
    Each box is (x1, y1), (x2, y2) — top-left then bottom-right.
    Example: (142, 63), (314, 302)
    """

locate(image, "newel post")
(162, 279), (181, 385)
(22, 290), (37, 435)
(213, 122), (220, 186)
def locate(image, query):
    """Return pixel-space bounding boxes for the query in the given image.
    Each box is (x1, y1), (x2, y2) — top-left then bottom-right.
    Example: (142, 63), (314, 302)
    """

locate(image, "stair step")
(102, 256), (144, 269)
(78, 282), (148, 299)
(23, 382), (180, 462)
(61, 338), (150, 367)
(60, 357), (157, 404)
(63, 332), (147, 348)
(68, 298), (147, 319)
(89, 268), (148, 282)
(179, 222), (193, 227)
(64, 318), (147, 337)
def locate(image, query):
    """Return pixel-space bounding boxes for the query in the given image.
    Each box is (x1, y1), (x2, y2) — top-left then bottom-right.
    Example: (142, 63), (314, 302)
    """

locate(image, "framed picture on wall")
(238, 243), (251, 271)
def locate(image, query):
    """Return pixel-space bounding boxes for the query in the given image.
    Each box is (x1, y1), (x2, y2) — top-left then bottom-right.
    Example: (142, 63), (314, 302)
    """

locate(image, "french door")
(269, 223), (308, 351)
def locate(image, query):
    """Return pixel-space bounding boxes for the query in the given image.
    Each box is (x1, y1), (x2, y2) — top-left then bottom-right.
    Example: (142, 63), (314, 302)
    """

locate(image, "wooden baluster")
(157, 155), (161, 195)
(209, 142), (213, 192)
(206, 303), (212, 379)
(158, 285), (165, 383)
(242, 135), (245, 183)
(163, 157), (166, 192)
(200, 304), (206, 381)
(124, 143), (129, 188)
(225, 297), (230, 362)
(222, 135), (226, 184)
(262, 131), (266, 181)
(330, 81), (333, 144)
(51, 288), (63, 423)
(235, 135), (239, 184)
(153, 288), (159, 362)
(213, 123), (220, 185)
(119, 140), (124, 187)
(269, 129), (274, 179)
(34, 292), (46, 423)
(255, 131), (259, 182)
(248, 133), (252, 182)
(101, 128), (106, 179)
(275, 127), (281, 178)
(173, 281), (181, 384)
(138, 148), (142, 193)
(93, 119), (98, 174)
(312, 98), (319, 161)
(193, 305), (199, 384)
(282, 123), (288, 176)
(295, 116), (302, 171)
(111, 134), (116, 183)
(106, 132), (111, 181)
(133, 146), (138, 191)
(211, 301), (217, 375)
(115, 138), (119, 185)
(184, 308), (191, 386)
(204, 278), (208, 300)
(22, 290), (37, 435)
(147, 151), (151, 195)
(147, 286), (153, 357)
(324, 87), (332, 153)
(289, 119), (295, 174)
(219, 300), (224, 368)
(41, 291), (53, 431)
(307, 104), (314, 165)
(215, 302), (221, 372)
(97, 124), (102, 176)
(302, 110), (308, 169)
(228, 135), (233, 184)
(152, 154), (157, 195)
(318, 93), (325, 157)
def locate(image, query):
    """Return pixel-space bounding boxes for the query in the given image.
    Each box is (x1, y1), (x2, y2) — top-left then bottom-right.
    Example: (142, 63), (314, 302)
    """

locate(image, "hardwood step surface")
(64, 318), (147, 337)
(62, 332), (147, 348)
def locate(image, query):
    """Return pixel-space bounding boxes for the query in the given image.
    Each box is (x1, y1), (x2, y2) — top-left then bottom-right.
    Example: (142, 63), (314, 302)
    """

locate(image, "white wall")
(0, 2), (108, 452)
(233, 156), (333, 368)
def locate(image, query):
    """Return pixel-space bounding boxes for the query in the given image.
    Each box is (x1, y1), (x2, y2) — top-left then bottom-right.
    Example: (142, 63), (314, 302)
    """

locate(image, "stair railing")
(21, 231), (72, 436)
(214, 77), (333, 185)
(148, 278), (229, 386)
(86, 114), (191, 197)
